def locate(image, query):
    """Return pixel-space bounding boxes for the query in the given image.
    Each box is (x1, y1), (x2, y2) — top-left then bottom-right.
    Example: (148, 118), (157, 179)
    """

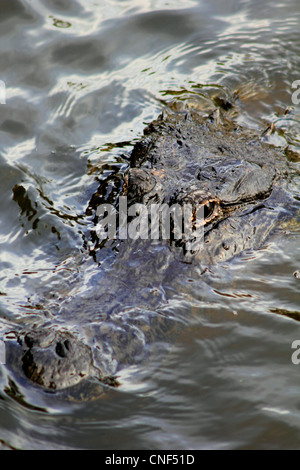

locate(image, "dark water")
(0, 0), (300, 450)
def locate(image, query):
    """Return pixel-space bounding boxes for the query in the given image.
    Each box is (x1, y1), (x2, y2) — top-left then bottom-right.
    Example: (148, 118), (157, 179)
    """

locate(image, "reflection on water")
(0, 0), (300, 450)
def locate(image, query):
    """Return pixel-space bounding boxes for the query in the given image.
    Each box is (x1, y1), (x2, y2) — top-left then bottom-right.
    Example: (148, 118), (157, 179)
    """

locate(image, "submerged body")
(4, 105), (297, 397)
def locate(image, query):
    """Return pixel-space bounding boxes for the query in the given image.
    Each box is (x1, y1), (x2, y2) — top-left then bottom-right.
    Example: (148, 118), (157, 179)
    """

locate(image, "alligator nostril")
(64, 339), (71, 351)
(56, 341), (67, 358)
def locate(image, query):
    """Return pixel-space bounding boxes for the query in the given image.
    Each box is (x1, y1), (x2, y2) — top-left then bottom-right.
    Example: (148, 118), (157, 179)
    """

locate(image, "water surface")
(0, 0), (300, 450)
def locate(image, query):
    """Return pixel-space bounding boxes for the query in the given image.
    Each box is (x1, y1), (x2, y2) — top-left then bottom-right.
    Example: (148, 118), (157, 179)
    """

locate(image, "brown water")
(0, 0), (300, 450)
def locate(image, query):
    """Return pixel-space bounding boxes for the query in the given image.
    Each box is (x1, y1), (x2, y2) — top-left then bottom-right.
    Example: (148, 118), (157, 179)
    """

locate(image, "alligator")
(3, 102), (298, 401)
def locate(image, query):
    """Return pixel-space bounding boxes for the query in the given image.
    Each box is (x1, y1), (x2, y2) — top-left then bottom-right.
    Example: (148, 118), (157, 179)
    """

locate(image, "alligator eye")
(203, 201), (215, 219)
(193, 200), (218, 226)
(182, 190), (219, 228)
(194, 201), (215, 220)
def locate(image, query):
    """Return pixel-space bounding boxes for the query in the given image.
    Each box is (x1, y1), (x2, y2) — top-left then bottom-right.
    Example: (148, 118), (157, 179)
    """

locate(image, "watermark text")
(94, 196), (205, 251)
(0, 80), (6, 104)
(0, 340), (5, 364)
(291, 80), (300, 105)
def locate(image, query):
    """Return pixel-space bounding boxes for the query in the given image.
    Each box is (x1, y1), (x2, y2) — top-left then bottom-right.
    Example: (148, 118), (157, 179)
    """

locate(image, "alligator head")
(125, 109), (290, 264)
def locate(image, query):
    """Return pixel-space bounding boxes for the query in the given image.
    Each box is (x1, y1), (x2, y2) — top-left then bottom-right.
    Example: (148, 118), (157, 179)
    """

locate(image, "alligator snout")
(18, 328), (99, 390)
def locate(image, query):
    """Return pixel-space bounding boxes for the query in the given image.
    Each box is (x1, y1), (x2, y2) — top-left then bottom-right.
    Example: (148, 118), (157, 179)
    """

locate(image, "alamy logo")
(0, 80), (6, 104)
(94, 196), (205, 251)
(291, 340), (300, 364)
(0, 340), (5, 365)
(291, 80), (300, 105)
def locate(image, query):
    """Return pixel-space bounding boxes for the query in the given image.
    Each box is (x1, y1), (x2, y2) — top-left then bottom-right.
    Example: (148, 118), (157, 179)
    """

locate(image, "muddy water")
(0, 0), (299, 450)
